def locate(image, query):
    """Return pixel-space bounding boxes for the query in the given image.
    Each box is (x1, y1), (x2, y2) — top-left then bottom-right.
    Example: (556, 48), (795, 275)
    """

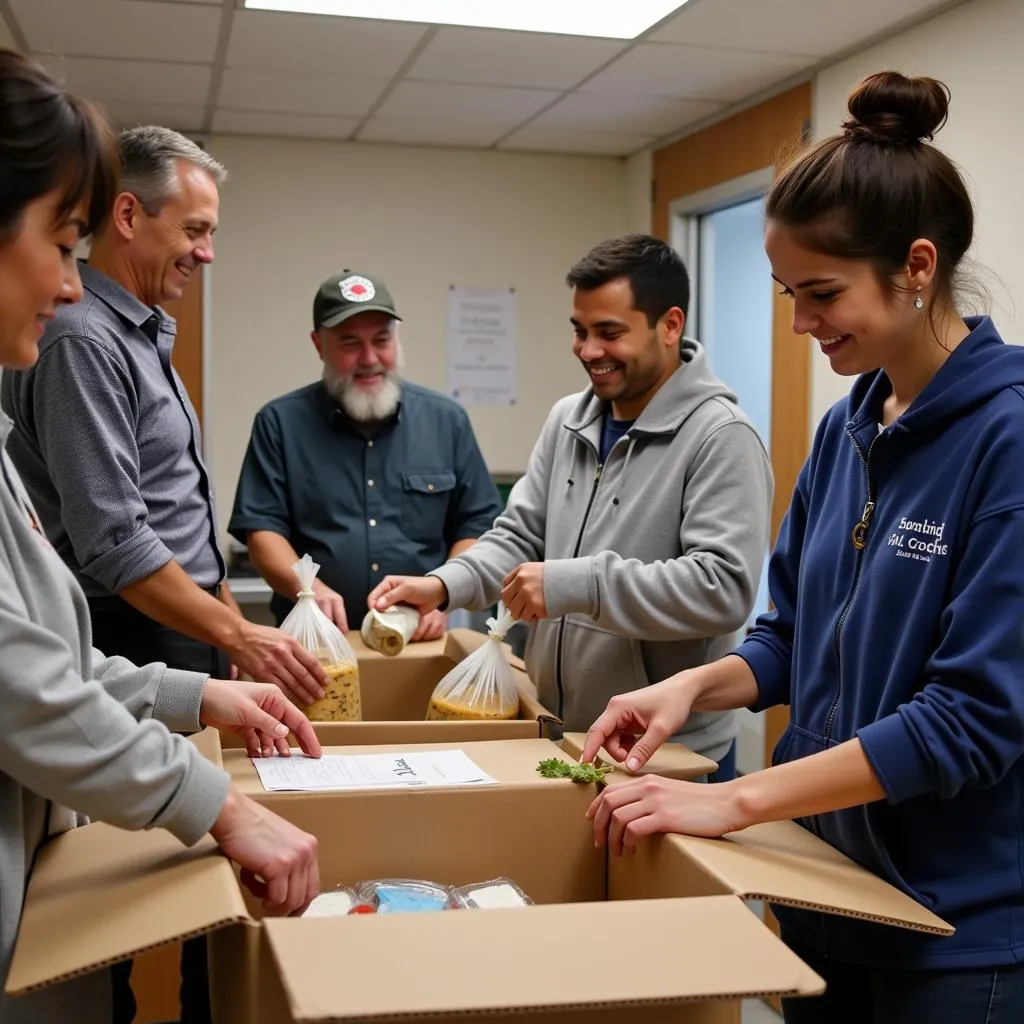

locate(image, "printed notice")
(252, 749), (497, 792)
(446, 285), (517, 406)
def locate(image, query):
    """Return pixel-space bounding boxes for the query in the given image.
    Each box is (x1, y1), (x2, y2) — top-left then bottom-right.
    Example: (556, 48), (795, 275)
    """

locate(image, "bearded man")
(229, 270), (502, 640)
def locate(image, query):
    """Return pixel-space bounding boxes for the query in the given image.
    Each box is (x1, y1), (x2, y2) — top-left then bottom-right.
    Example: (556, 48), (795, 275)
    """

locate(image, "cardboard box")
(7, 735), (952, 1024)
(223, 629), (558, 749)
(559, 730), (718, 781)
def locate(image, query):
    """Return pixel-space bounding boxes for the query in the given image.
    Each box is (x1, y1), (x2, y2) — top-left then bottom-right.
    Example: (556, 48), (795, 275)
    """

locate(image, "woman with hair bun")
(584, 70), (1024, 1021)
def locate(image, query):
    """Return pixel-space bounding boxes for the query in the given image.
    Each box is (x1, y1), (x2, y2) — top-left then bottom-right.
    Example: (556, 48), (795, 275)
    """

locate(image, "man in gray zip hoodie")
(370, 235), (774, 767)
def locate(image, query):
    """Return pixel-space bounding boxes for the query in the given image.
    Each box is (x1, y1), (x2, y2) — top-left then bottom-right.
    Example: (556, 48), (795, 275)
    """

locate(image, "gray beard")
(323, 366), (402, 423)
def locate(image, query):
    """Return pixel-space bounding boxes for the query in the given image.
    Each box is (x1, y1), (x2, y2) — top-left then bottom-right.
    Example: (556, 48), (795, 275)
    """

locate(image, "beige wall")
(204, 136), (628, 540)
(810, 0), (1024, 428)
(625, 149), (653, 235)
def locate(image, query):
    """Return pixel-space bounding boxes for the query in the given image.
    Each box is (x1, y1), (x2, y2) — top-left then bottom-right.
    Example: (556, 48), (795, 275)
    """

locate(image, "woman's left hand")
(200, 679), (322, 759)
(586, 776), (747, 856)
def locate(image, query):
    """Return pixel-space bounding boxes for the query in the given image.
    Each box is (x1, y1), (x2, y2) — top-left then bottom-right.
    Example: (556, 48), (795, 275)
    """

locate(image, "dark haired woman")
(583, 70), (1024, 1022)
(0, 50), (321, 1022)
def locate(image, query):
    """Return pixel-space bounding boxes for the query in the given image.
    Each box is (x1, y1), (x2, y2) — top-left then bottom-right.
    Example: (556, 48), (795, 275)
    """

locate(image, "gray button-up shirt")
(0, 263), (224, 598)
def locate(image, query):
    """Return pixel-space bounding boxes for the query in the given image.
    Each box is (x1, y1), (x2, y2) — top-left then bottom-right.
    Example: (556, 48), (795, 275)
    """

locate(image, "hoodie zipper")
(554, 459), (604, 719)
(823, 431), (880, 744)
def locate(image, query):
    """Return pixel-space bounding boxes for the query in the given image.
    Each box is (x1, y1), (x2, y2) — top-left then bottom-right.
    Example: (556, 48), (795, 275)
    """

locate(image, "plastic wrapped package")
(302, 886), (358, 918)
(451, 878), (532, 910)
(279, 554), (361, 721)
(426, 605), (519, 721)
(355, 879), (452, 914)
(360, 604), (420, 656)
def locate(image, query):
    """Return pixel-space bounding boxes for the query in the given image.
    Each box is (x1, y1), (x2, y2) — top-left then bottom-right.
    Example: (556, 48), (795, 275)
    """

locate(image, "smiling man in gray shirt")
(0, 125), (325, 1024)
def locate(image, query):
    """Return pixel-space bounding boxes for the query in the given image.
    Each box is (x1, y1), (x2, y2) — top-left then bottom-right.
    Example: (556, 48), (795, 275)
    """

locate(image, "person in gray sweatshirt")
(0, 51), (321, 1023)
(370, 234), (774, 769)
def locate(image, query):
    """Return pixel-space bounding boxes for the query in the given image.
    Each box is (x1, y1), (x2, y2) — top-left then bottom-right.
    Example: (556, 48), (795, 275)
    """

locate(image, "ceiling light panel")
(243, 0), (690, 40)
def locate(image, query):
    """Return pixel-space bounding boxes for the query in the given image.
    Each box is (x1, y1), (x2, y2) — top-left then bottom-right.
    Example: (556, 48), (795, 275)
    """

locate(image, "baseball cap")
(313, 271), (402, 330)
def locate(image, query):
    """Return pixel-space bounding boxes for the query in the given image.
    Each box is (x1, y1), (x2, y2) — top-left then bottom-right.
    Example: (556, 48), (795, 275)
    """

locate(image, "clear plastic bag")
(450, 878), (532, 910)
(426, 604), (519, 722)
(279, 554), (361, 722)
(355, 879), (452, 914)
(360, 604), (420, 656)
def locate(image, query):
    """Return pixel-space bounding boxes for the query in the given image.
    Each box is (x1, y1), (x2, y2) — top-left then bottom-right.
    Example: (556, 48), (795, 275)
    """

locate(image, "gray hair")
(119, 125), (227, 214)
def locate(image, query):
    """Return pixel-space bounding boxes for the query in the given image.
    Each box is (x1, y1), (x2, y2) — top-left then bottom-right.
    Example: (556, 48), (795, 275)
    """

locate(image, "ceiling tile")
(226, 10), (427, 76)
(377, 81), (561, 122)
(651, 0), (950, 57)
(217, 68), (390, 116)
(33, 54), (211, 106)
(101, 99), (206, 134)
(358, 117), (508, 148)
(406, 27), (625, 89)
(582, 42), (816, 102)
(532, 92), (723, 136)
(499, 125), (655, 157)
(212, 109), (362, 140)
(11, 0), (222, 62)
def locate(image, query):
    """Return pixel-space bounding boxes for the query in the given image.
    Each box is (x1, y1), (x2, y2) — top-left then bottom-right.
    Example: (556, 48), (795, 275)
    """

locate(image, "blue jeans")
(781, 930), (1024, 1024)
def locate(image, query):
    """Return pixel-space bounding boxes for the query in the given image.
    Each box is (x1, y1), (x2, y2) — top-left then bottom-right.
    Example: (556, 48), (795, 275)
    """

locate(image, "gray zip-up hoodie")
(0, 411), (230, 1022)
(432, 340), (774, 761)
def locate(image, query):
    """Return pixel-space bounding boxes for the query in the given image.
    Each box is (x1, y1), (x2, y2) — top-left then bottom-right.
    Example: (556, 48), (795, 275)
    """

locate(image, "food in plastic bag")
(303, 885), (357, 918)
(279, 554), (361, 721)
(360, 604), (420, 656)
(355, 879), (452, 914)
(425, 604), (519, 721)
(450, 878), (532, 910)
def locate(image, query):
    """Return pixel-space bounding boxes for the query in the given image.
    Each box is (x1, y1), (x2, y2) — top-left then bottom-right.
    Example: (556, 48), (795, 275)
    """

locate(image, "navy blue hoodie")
(739, 317), (1024, 969)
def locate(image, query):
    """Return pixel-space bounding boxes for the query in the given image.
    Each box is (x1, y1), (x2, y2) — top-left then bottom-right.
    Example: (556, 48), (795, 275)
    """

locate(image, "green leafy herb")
(537, 757), (615, 784)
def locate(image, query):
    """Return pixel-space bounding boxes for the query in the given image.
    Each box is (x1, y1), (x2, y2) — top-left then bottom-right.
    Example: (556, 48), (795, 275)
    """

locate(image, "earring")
(914, 287), (924, 310)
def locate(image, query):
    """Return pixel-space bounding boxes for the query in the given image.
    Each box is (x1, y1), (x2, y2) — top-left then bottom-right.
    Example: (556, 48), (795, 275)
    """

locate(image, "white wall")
(204, 137), (628, 539)
(810, 0), (1024, 428)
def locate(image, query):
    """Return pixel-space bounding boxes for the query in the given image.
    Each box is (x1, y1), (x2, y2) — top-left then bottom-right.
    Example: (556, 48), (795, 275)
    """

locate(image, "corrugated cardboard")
(222, 629), (558, 749)
(559, 730), (718, 781)
(8, 735), (953, 1023)
(609, 822), (953, 936)
(260, 897), (823, 1023)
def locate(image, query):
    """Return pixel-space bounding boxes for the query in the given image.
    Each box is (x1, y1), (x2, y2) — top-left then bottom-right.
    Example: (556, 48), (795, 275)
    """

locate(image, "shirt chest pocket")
(402, 471), (457, 542)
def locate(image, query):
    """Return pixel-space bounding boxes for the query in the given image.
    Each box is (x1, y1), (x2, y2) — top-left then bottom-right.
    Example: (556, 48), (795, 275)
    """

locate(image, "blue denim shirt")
(229, 381), (502, 623)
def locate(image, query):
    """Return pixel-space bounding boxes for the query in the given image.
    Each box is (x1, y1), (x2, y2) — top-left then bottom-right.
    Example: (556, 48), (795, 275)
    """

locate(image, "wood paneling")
(164, 267), (205, 428)
(653, 84), (812, 240)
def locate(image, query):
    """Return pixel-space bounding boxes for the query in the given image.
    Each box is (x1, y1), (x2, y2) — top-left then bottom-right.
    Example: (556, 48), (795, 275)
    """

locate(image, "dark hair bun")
(842, 70), (949, 146)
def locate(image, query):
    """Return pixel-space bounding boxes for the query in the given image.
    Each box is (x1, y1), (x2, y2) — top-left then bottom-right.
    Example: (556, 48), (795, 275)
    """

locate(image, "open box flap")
(224, 738), (582, 798)
(6, 823), (249, 996)
(560, 732), (717, 782)
(264, 895), (823, 1021)
(671, 821), (954, 935)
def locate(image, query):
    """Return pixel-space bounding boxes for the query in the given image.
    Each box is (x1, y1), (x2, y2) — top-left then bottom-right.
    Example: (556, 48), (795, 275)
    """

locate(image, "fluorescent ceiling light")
(243, 1), (690, 40)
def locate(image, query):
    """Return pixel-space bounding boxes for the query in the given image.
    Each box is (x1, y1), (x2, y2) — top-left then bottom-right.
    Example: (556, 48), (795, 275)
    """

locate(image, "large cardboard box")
(7, 735), (952, 1024)
(224, 630), (559, 749)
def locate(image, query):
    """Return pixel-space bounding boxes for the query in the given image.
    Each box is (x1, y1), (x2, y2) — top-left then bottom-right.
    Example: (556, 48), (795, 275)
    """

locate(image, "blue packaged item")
(357, 879), (452, 914)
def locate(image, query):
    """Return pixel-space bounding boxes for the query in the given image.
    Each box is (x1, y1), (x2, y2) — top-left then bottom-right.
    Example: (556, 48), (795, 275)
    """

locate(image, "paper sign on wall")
(446, 285), (517, 407)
